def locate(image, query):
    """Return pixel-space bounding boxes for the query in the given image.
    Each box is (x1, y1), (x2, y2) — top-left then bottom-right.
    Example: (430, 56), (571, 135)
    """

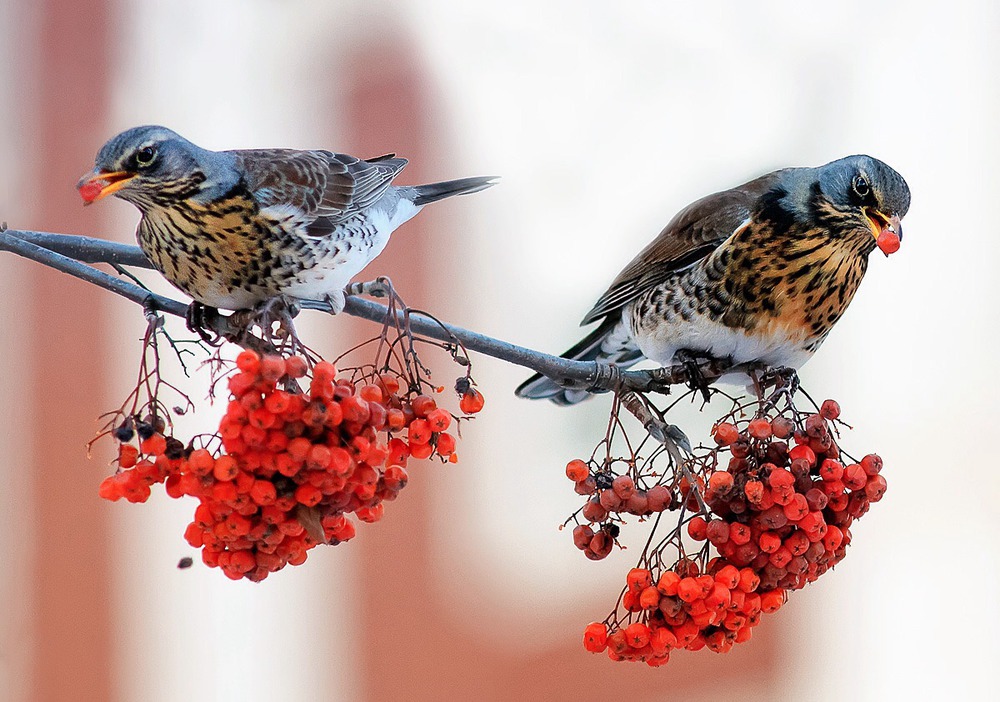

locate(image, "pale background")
(1, 1), (997, 700)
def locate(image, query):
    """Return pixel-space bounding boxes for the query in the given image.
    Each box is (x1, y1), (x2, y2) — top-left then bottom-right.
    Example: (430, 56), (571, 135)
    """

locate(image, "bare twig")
(0, 228), (742, 396)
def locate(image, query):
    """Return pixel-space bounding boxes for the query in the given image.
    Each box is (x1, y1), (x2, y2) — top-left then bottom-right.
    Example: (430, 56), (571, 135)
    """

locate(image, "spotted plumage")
(79, 125), (496, 312)
(517, 155), (910, 404)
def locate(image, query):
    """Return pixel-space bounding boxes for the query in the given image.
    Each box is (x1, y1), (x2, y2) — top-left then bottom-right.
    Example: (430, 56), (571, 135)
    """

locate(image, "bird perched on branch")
(517, 155), (910, 405)
(78, 125), (496, 315)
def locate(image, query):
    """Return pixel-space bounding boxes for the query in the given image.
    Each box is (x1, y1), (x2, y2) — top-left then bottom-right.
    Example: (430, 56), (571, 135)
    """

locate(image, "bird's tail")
(515, 316), (646, 406)
(410, 176), (498, 206)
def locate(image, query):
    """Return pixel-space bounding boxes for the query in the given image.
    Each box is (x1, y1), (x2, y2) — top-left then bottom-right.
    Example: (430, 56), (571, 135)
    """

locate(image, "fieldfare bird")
(517, 155), (910, 405)
(78, 125), (496, 314)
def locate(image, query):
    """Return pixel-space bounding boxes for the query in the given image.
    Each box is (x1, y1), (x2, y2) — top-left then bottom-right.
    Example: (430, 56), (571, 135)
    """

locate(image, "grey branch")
(0, 228), (738, 394)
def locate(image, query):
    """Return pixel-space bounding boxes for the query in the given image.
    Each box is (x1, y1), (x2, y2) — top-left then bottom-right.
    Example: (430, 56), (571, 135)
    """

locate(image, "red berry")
(583, 622), (609, 653)
(877, 230), (901, 255)
(747, 418), (772, 440)
(820, 399), (841, 420)
(459, 388), (485, 414)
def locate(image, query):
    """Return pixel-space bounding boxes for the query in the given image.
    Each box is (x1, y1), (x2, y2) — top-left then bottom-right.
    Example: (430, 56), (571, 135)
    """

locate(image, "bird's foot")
(755, 366), (800, 410)
(185, 302), (224, 345)
(322, 289), (347, 315)
(345, 276), (395, 301)
(675, 349), (713, 404)
(252, 295), (301, 344)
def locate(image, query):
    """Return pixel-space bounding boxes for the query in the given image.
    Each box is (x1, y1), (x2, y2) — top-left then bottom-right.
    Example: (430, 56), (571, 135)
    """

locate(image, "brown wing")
(581, 171), (783, 325)
(233, 148), (408, 226)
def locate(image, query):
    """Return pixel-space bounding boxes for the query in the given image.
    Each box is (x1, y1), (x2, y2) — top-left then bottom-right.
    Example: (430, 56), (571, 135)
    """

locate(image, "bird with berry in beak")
(78, 125), (496, 318)
(517, 155), (909, 404)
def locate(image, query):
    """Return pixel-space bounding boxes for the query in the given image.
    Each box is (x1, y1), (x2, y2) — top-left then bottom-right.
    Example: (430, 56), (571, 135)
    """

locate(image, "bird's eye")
(852, 175), (870, 198)
(134, 146), (157, 168)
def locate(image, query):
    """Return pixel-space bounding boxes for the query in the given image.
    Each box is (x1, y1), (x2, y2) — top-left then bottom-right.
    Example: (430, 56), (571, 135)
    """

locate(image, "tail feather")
(515, 316), (645, 405)
(410, 176), (498, 206)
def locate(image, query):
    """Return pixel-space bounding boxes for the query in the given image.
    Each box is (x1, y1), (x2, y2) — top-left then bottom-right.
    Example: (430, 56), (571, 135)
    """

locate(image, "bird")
(516, 155), (910, 405)
(77, 125), (496, 315)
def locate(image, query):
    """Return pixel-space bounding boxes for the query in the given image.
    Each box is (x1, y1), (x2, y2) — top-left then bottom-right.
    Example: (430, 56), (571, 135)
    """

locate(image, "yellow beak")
(863, 207), (903, 241)
(77, 170), (136, 205)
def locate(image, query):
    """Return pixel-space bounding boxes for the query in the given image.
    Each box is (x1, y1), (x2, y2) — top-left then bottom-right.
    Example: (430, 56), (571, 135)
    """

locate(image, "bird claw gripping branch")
(95, 289), (485, 582)
(564, 379), (886, 666)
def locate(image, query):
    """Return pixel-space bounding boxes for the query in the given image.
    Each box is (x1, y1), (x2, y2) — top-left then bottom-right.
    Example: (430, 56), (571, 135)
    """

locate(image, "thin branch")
(0, 228), (740, 395)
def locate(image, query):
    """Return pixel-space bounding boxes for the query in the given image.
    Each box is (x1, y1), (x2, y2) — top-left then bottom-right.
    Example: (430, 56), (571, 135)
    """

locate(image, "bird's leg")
(675, 349), (713, 404)
(185, 302), (224, 345)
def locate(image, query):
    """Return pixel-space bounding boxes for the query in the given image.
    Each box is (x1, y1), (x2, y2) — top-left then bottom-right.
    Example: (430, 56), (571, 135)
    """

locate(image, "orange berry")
(312, 361), (337, 384)
(820, 399), (841, 420)
(744, 480), (765, 504)
(687, 516), (708, 541)
(294, 483), (323, 507)
(140, 433), (167, 457)
(386, 408), (406, 431)
(612, 475), (636, 500)
(708, 470), (734, 492)
(627, 567), (653, 594)
(459, 388), (485, 414)
(426, 408), (452, 432)
(359, 384), (384, 403)
(378, 373), (401, 396)
(410, 441), (434, 460)
(118, 444), (139, 468)
(250, 479), (277, 505)
(714, 564), (740, 589)
(259, 355), (286, 382)
(306, 445), (331, 470)
(284, 355), (308, 378)
(565, 459), (589, 482)
(624, 622), (651, 649)
(434, 432), (457, 457)
(410, 395), (437, 418)
(341, 396), (371, 424)
(677, 577), (702, 603)
(747, 418), (772, 439)
(760, 589), (786, 613)
(407, 419), (432, 445)
(655, 578), (682, 607)
(639, 585), (661, 610)
(235, 349), (261, 373)
(356, 504), (384, 523)
(98, 474), (124, 501)
(212, 455), (239, 482)
(713, 422), (740, 445)
(583, 622), (609, 653)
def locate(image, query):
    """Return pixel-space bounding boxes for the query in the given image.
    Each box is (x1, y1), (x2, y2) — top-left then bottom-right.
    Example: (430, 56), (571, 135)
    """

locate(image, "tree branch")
(0, 228), (738, 394)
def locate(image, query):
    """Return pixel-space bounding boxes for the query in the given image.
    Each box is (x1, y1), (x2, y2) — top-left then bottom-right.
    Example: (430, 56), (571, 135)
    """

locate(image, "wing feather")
(233, 148), (408, 232)
(581, 172), (782, 324)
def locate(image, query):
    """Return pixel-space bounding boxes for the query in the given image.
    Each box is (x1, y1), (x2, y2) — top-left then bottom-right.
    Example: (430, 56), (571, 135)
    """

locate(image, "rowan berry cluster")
(696, 399), (885, 591)
(566, 458), (673, 561)
(574, 393), (887, 665)
(100, 350), (483, 581)
(583, 559), (784, 666)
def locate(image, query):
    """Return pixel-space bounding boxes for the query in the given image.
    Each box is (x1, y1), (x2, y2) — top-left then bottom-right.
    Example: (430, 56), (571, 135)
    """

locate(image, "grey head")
(778, 154), (910, 246)
(78, 125), (240, 210)
(817, 155), (910, 245)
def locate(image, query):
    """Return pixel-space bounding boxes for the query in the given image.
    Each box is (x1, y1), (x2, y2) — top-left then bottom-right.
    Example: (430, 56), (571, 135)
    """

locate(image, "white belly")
(633, 311), (814, 370)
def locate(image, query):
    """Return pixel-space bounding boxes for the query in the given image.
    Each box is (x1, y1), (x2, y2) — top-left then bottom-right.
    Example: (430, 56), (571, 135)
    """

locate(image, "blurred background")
(2, 0), (998, 700)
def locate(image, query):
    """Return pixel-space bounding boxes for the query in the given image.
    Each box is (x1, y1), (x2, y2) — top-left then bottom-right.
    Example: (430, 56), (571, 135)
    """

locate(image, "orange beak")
(864, 207), (903, 241)
(77, 170), (136, 205)
(865, 207), (903, 257)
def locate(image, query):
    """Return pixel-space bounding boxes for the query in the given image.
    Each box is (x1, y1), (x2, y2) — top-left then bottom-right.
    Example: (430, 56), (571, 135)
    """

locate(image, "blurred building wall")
(2, 1), (998, 701)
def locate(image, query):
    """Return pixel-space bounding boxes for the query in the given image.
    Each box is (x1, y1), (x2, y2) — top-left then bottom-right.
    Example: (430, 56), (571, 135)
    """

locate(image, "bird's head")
(815, 155), (910, 255)
(77, 125), (236, 210)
